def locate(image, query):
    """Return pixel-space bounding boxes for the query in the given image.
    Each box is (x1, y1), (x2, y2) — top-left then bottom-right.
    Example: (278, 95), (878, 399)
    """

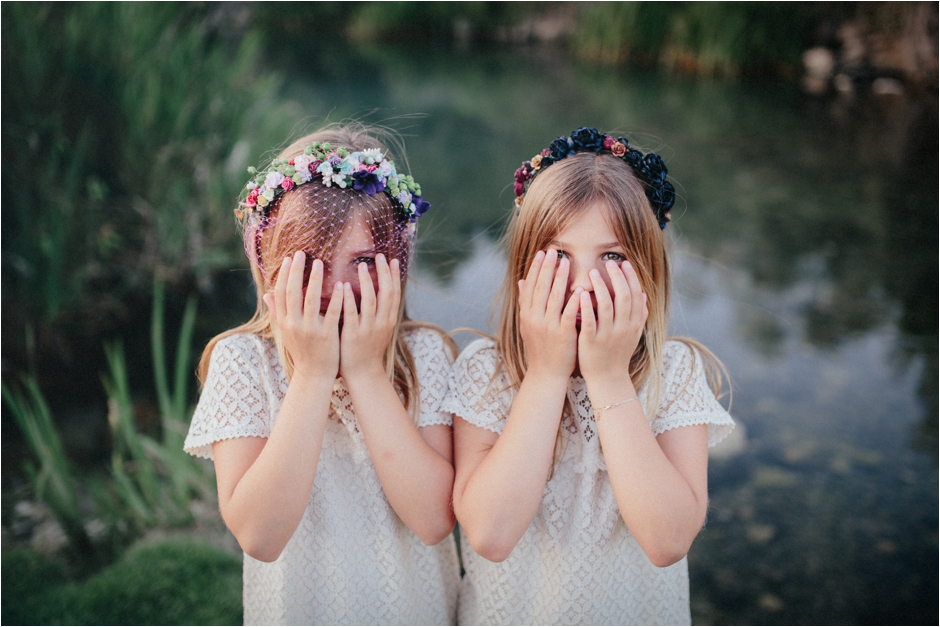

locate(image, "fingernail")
(590, 269), (600, 278)
(534, 251), (545, 261)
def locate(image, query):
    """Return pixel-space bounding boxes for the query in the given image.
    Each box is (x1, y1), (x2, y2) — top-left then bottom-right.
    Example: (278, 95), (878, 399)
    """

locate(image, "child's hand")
(263, 252), (342, 380)
(577, 260), (648, 383)
(339, 254), (401, 380)
(518, 249), (581, 379)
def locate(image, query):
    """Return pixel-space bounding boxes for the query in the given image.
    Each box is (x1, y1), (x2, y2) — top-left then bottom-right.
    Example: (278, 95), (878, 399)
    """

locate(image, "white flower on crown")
(265, 172), (285, 189)
(379, 160), (392, 177)
(361, 148), (383, 165)
(317, 161), (334, 186)
(332, 172), (347, 188)
(397, 190), (411, 207)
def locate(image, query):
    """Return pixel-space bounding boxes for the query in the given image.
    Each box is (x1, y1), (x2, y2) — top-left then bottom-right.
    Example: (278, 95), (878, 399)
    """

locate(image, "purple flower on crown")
(410, 195), (430, 221)
(352, 169), (385, 196)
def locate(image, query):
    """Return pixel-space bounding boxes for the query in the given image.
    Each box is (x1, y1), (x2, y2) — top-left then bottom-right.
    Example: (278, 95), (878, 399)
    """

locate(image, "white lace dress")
(443, 338), (734, 626)
(184, 327), (460, 626)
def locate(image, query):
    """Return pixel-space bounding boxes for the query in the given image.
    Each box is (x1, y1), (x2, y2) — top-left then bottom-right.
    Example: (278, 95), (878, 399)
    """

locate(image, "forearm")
(345, 368), (456, 545)
(454, 371), (568, 562)
(217, 372), (334, 561)
(589, 375), (708, 567)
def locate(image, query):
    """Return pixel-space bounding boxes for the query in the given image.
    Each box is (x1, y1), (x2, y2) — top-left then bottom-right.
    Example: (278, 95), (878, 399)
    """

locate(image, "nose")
(567, 258), (594, 294)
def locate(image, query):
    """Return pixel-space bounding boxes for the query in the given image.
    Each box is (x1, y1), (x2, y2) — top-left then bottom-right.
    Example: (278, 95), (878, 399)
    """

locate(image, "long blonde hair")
(496, 150), (726, 428)
(198, 124), (450, 421)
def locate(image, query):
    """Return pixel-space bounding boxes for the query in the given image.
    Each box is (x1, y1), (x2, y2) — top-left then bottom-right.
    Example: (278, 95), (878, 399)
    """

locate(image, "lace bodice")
(185, 327), (459, 625)
(442, 338), (734, 626)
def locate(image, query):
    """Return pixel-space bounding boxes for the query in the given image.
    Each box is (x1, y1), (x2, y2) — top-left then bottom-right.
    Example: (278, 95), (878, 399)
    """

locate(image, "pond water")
(267, 42), (936, 624)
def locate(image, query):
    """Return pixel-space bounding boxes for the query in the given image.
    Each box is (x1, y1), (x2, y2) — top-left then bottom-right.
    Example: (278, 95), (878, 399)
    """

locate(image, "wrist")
(583, 372), (637, 408)
(341, 361), (388, 389)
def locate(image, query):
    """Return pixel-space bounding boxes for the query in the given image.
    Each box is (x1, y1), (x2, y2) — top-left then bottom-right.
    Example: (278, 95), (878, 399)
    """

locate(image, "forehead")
(332, 213), (375, 253)
(552, 203), (617, 242)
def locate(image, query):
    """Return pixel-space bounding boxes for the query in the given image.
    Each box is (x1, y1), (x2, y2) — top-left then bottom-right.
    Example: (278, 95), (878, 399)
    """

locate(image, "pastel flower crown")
(237, 142), (429, 222)
(514, 127), (675, 229)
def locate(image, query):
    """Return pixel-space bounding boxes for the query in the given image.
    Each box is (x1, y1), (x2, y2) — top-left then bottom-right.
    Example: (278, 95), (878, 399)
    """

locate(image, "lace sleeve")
(442, 338), (512, 434)
(405, 327), (456, 428)
(183, 335), (276, 460)
(652, 341), (735, 447)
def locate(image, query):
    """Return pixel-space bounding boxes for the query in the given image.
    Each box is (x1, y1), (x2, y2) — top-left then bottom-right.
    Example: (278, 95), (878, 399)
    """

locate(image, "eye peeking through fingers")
(602, 252), (625, 262)
(354, 256), (376, 266)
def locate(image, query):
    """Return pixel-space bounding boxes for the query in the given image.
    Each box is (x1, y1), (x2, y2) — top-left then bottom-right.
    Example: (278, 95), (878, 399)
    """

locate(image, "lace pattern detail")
(447, 338), (732, 625)
(184, 328), (459, 625)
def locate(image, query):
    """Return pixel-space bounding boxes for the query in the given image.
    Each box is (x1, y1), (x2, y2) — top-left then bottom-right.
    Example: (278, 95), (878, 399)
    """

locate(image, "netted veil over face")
(246, 181), (416, 303)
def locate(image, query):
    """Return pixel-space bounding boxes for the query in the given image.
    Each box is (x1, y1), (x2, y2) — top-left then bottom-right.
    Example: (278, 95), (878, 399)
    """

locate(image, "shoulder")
(401, 324), (456, 364)
(661, 340), (705, 382)
(454, 337), (498, 369)
(210, 333), (272, 365)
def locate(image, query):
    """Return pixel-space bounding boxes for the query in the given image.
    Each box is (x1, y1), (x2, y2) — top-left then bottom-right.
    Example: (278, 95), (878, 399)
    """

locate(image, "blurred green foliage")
(575, 2), (828, 75)
(4, 279), (215, 565)
(2, 539), (241, 625)
(1, 3), (292, 327)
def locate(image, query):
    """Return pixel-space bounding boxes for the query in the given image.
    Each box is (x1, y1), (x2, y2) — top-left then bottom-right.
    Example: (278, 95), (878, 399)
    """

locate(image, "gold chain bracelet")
(594, 396), (638, 421)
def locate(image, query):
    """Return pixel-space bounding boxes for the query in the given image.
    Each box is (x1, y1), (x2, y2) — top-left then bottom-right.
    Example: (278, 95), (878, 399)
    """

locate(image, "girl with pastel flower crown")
(445, 127), (734, 625)
(184, 124), (458, 625)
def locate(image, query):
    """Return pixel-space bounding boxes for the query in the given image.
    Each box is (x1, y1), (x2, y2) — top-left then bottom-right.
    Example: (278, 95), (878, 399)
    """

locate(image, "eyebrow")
(550, 239), (623, 249)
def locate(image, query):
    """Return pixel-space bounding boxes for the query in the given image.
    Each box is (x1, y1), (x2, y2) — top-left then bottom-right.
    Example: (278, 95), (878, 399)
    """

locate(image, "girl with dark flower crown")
(445, 127), (734, 625)
(184, 124), (458, 625)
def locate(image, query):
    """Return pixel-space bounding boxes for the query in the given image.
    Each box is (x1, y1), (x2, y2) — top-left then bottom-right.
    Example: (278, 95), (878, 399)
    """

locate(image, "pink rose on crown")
(281, 178), (294, 191)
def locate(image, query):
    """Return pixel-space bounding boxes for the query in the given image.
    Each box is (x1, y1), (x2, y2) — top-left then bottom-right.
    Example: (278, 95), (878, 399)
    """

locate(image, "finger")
(342, 281), (360, 333)
(304, 259), (324, 319)
(546, 257), (570, 317)
(590, 268), (614, 329)
(358, 259), (377, 320)
(623, 261), (644, 324)
(383, 257), (402, 325)
(286, 251), (306, 317)
(519, 250), (545, 310)
(561, 286), (582, 329)
(579, 290), (597, 336)
(606, 259), (632, 323)
(273, 256), (292, 320)
(532, 249), (558, 313)
(323, 281), (344, 328)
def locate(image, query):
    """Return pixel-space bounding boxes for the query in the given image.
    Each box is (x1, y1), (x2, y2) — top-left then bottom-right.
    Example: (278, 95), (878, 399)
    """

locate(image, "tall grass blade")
(2, 379), (94, 557)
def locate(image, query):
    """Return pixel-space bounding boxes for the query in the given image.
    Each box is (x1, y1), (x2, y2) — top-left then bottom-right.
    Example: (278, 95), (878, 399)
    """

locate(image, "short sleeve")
(651, 341), (735, 447)
(183, 335), (277, 459)
(404, 327), (456, 428)
(442, 338), (513, 434)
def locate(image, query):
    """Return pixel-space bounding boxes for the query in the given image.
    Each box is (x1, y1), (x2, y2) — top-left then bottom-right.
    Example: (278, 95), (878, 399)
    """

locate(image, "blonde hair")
(198, 124), (451, 421)
(495, 151), (726, 439)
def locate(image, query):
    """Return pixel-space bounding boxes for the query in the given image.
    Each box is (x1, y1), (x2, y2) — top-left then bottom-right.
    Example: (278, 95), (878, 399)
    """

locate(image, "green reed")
(8, 278), (214, 556)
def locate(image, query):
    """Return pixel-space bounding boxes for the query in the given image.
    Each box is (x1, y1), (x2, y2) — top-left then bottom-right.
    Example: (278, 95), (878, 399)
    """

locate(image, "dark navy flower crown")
(513, 127), (675, 229)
